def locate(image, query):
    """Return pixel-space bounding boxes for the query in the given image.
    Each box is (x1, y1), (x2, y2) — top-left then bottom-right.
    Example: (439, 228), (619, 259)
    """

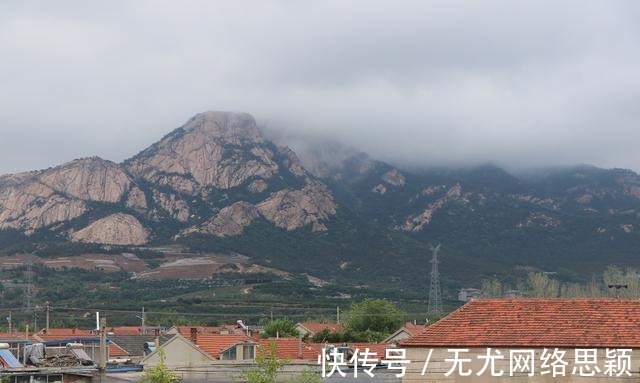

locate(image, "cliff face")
(0, 157), (133, 234)
(70, 213), (149, 245)
(0, 111), (337, 245)
(126, 112), (279, 191)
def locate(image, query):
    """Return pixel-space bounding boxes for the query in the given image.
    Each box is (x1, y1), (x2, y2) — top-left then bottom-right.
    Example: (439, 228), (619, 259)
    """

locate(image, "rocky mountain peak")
(126, 111), (279, 191)
(0, 110), (339, 245)
(182, 111), (263, 145)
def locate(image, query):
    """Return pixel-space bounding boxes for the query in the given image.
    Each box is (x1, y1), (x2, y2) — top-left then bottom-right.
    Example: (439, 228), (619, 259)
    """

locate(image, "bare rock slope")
(0, 111), (337, 245)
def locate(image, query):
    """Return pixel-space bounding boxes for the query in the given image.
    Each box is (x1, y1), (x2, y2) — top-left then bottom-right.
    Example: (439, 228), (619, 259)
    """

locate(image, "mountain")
(0, 112), (338, 246)
(1, 111), (640, 294)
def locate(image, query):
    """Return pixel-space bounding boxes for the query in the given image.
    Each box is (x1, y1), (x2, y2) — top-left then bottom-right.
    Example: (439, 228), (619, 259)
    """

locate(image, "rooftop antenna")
(427, 244), (443, 318)
(608, 284), (628, 298)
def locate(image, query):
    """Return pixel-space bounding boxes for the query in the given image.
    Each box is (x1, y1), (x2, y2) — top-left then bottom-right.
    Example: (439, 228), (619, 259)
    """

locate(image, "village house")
(295, 322), (344, 338)
(383, 322), (426, 345)
(401, 298), (640, 382)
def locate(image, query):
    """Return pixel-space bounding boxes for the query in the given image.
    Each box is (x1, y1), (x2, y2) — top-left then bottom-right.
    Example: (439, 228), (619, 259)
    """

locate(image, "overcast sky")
(1, 1), (639, 175)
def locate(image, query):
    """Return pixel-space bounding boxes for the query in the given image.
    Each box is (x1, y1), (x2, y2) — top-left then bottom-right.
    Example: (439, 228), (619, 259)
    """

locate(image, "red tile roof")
(108, 342), (130, 358)
(258, 339), (324, 360)
(194, 334), (253, 359)
(257, 339), (387, 361)
(402, 298), (640, 348)
(0, 333), (30, 341)
(401, 322), (425, 336)
(175, 326), (222, 336)
(37, 328), (93, 336)
(297, 322), (344, 334)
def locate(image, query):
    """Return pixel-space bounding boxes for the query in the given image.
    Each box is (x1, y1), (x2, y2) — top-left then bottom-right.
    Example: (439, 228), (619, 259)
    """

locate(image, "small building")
(457, 288), (484, 302)
(141, 334), (217, 368)
(32, 333), (130, 363)
(401, 298), (640, 382)
(383, 322), (425, 345)
(194, 334), (257, 361)
(110, 333), (175, 362)
(295, 322), (344, 338)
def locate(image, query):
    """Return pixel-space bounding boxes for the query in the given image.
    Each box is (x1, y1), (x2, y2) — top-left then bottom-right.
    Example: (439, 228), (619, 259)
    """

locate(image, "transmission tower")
(23, 262), (33, 313)
(427, 244), (443, 317)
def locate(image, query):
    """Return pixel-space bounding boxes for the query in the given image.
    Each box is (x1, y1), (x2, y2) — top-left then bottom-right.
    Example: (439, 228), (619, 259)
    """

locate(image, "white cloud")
(1, 0), (639, 173)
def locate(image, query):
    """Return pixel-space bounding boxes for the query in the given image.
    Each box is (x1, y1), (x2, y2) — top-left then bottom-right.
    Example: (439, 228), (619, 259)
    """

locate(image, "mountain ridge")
(1, 111), (640, 290)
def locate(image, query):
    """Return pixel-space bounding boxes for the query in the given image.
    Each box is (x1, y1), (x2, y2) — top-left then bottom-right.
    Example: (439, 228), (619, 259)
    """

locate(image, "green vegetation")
(141, 349), (181, 383)
(311, 299), (407, 343)
(246, 343), (287, 383)
(347, 299), (406, 334)
(262, 318), (299, 338)
(476, 266), (640, 298)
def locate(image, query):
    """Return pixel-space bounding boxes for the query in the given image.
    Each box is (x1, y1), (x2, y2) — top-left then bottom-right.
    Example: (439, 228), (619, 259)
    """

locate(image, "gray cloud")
(1, 0), (640, 174)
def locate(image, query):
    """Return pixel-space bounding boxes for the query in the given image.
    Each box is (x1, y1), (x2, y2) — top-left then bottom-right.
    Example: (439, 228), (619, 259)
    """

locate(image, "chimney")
(154, 329), (160, 349)
(190, 327), (198, 343)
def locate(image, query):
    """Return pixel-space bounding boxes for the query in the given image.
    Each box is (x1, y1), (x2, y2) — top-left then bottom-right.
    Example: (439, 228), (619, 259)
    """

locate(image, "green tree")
(526, 272), (560, 297)
(481, 278), (503, 297)
(140, 349), (181, 383)
(246, 342), (288, 383)
(346, 299), (406, 341)
(262, 318), (299, 338)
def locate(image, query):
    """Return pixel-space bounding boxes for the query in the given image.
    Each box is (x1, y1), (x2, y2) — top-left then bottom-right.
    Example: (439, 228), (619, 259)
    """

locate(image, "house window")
(243, 345), (255, 360)
(221, 347), (237, 360)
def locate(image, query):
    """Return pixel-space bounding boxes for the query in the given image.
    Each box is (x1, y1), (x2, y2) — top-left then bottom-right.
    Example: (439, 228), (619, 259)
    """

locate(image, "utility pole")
(45, 302), (51, 332)
(427, 244), (443, 317)
(336, 306), (340, 324)
(98, 317), (107, 371)
(141, 307), (145, 334)
(6, 312), (11, 334)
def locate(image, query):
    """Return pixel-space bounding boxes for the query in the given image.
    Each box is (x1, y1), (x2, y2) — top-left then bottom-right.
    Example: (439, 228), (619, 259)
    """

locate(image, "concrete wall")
(404, 347), (640, 383)
(144, 339), (213, 368)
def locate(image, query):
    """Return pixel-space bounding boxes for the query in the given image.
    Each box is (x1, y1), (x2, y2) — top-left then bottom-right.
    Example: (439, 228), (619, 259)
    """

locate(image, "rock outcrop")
(401, 183), (462, 232)
(38, 157), (131, 203)
(152, 191), (190, 222)
(381, 169), (406, 187)
(257, 182), (336, 231)
(0, 157), (132, 233)
(184, 201), (259, 237)
(126, 111), (280, 191)
(70, 213), (149, 245)
(0, 111), (338, 243)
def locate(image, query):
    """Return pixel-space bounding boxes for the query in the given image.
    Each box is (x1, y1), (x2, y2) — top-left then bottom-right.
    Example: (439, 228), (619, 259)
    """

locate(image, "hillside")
(1, 111), (640, 299)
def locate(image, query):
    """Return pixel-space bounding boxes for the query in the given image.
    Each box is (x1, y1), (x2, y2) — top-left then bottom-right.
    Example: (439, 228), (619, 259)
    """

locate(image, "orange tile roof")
(256, 339), (386, 361)
(298, 322), (344, 334)
(194, 334), (253, 359)
(400, 322), (425, 336)
(402, 298), (640, 348)
(0, 332), (30, 341)
(258, 338), (325, 360)
(108, 342), (130, 358)
(175, 326), (222, 335)
(37, 328), (93, 336)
